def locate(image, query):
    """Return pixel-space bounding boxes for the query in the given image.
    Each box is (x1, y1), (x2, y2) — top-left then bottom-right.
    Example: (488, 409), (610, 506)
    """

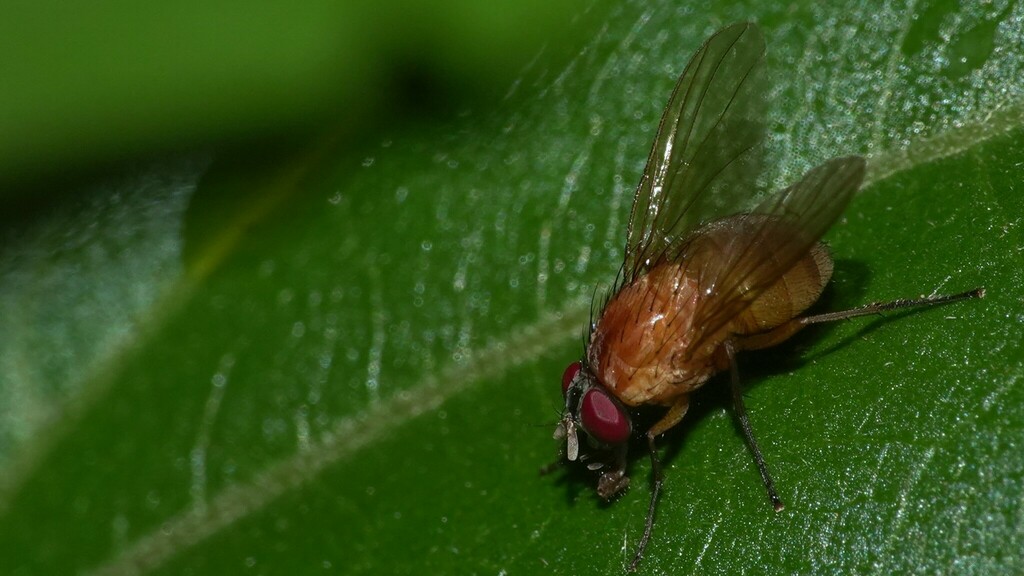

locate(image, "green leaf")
(3, 1), (1023, 575)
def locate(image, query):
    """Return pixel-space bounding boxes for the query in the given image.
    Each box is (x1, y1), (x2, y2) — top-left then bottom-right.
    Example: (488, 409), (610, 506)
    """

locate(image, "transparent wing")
(624, 22), (767, 282)
(684, 156), (867, 352)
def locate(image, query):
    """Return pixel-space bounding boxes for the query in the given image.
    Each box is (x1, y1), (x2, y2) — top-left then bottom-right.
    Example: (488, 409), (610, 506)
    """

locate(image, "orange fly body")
(549, 22), (983, 571)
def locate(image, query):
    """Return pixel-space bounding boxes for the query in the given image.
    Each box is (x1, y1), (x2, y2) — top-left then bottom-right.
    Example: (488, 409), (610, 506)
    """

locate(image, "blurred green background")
(0, 1), (579, 193)
(1, 1), (1022, 575)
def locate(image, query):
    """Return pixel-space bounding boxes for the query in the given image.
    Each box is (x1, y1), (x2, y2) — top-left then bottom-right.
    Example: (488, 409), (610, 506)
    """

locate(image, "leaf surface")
(1, 2), (1022, 574)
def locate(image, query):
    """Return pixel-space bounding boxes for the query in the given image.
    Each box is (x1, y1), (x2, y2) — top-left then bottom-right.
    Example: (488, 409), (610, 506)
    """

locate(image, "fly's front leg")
(626, 396), (688, 572)
(648, 394), (691, 438)
(596, 442), (630, 499)
(632, 395), (689, 528)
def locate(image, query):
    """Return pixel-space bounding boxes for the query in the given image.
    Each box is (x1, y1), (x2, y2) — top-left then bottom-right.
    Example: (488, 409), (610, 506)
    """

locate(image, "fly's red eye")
(561, 361), (581, 397)
(580, 388), (631, 444)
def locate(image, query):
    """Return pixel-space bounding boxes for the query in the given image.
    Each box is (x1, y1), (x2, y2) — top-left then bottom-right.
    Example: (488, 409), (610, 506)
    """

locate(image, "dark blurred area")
(0, 1), (581, 201)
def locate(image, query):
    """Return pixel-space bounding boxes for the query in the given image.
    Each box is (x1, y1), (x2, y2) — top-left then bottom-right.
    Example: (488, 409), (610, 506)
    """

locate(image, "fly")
(549, 22), (984, 571)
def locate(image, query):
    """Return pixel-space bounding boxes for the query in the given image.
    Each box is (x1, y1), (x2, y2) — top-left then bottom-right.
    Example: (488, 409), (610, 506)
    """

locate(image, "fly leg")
(648, 394), (691, 437)
(728, 286), (984, 509)
(725, 340), (785, 512)
(738, 287), (985, 352)
(627, 395), (689, 572)
(798, 287), (984, 326)
(596, 442), (630, 499)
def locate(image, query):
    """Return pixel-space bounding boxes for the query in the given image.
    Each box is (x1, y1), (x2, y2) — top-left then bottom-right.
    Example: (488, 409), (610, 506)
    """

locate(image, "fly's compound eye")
(580, 387), (631, 445)
(561, 361), (582, 397)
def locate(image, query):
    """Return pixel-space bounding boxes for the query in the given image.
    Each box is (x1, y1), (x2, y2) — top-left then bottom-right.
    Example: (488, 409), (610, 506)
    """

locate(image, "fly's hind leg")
(737, 287), (985, 352)
(729, 286), (984, 511)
